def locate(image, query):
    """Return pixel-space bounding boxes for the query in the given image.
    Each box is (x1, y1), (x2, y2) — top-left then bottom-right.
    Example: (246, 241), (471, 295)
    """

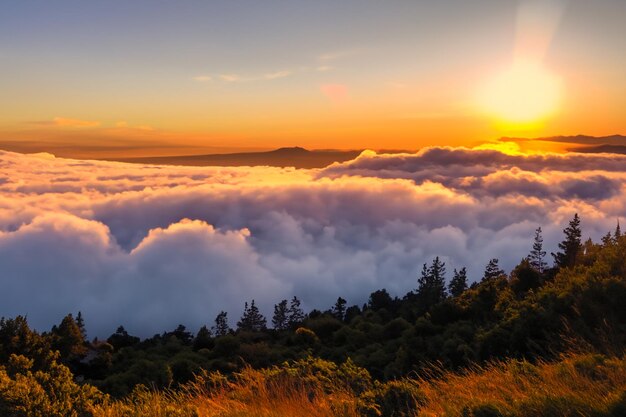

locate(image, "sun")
(477, 60), (562, 127)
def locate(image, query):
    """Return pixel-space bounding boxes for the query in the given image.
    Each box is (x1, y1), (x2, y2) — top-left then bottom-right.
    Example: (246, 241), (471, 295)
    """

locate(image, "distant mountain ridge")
(112, 147), (364, 168)
(502, 134), (626, 154)
(503, 134), (626, 144)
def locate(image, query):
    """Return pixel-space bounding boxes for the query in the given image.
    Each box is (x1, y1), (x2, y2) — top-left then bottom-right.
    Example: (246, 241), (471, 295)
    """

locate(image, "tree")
(193, 325), (213, 350)
(212, 311), (230, 337)
(51, 314), (87, 362)
(331, 297), (347, 321)
(107, 326), (139, 350)
(510, 258), (542, 295)
(528, 227), (547, 273)
(237, 300), (267, 332)
(482, 258), (504, 281)
(615, 220), (622, 241)
(448, 267), (468, 297)
(288, 296), (305, 327)
(272, 299), (289, 330)
(75, 311), (87, 340)
(169, 324), (193, 344)
(368, 289), (394, 311)
(552, 213), (582, 269)
(416, 257), (447, 311)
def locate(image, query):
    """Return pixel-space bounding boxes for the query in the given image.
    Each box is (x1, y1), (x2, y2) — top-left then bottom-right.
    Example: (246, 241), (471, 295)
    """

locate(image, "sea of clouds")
(1, 147), (625, 336)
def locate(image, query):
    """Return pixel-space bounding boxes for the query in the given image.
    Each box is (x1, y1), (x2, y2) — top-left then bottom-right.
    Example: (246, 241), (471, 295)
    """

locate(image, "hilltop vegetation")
(1, 214), (626, 416)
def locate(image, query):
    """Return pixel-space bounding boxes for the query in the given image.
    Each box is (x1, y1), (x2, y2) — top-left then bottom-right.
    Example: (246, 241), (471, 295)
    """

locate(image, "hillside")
(113, 147), (363, 168)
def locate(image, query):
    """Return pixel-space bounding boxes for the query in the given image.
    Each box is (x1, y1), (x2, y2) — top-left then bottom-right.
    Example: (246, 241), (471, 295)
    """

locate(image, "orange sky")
(1, 1), (625, 157)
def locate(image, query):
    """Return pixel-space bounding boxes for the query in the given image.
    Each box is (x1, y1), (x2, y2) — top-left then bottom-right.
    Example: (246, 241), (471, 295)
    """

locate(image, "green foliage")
(0, 354), (104, 417)
(237, 300), (267, 332)
(552, 213), (583, 269)
(374, 379), (425, 417)
(449, 267), (469, 298)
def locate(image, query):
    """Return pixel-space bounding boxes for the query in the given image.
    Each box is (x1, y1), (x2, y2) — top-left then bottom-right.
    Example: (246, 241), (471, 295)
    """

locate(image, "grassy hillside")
(92, 353), (626, 417)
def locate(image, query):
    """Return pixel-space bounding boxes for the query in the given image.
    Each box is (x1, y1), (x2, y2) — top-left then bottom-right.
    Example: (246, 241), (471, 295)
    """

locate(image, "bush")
(0, 354), (105, 417)
(375, 379), (425, 417)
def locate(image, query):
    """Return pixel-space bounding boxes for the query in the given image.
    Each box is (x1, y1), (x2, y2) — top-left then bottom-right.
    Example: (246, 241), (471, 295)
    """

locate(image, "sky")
(1, 0), (625, 156)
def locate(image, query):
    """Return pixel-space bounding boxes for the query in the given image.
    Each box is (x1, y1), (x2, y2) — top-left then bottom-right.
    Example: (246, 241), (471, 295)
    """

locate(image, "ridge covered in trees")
(1, 214), (626, 416)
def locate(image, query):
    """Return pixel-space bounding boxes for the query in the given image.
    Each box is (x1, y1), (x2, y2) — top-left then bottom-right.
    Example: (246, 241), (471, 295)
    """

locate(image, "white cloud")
(0, 148), (624, 336)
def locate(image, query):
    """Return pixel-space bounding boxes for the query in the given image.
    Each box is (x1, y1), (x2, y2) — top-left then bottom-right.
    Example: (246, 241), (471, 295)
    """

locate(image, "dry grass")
(415, 353), (626, 416)
(94, 367), (360, 417)
(92, 353), (626, 417)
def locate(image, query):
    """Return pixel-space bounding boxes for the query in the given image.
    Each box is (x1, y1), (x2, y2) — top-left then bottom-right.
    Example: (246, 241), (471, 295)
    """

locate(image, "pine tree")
(237, 300), (267, 331)
(287, 296), (305, 327)
(212, 311), (230, 337)
(552, 213), (582, 269)
(193, 325), (213, 350)
(448, 267), (468, 297)
(52, 314), (87, 361)
(170, 324), (193, 344)
(483, 258), (504, 281)
(272, 299), (289, 330)
(615, 219), (622, 241)
(528, 227), (547, 273)
(331, 297), (347, 321)
(416, 257), (447, 311)
(75, 311), (87, 339)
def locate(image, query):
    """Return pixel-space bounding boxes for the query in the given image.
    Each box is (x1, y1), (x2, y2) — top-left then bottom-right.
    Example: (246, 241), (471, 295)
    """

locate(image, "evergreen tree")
(272, 299), (289, 330)
(368, 289), (393, 311)
(615, 219), (622, 241)
(212, 311), (230, 337)
(193, 325), (213, 350)
(483, 258), (505, 281)
(237, 300), (267, 331)
(75, 311), (87, 339)
(416, 257), (447, 311)
(601, 231), (613, 246)
(528, 227), (547, 273)
(107, 326), (140, 350)
(448, 267), (468, 297)
(552, 213), (582, 268)
(51, 314), (87, 361)
(169, 324), (193, 344)
(331, 297), (347, 321)
(287, 296), (305, 327)
(510, 258), (542, 295)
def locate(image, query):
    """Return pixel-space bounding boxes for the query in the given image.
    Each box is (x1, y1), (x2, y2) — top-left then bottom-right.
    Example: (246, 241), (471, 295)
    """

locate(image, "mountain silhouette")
(114, 147), (363, 169)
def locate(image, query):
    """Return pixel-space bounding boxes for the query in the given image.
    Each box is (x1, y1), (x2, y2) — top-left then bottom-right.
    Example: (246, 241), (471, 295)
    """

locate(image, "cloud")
(31, 117), (101, 128)
(263, 70), (291, 80)
(219, 74), (241, 82)
(216, 71), (291, 82)
(0, 147), (625, 336)
(54, 117), (100, 127)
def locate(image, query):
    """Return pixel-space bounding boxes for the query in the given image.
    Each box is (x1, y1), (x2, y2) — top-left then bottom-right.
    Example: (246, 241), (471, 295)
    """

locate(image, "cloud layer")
(1, 147), (625, 336)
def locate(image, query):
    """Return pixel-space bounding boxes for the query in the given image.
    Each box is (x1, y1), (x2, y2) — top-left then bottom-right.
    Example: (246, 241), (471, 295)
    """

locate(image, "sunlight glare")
(477, 60), (562, 126)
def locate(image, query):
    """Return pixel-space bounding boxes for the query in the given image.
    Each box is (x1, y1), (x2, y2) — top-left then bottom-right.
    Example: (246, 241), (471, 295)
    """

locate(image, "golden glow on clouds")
(474, 141), (525, 156)
(52, 117), (100, 128)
